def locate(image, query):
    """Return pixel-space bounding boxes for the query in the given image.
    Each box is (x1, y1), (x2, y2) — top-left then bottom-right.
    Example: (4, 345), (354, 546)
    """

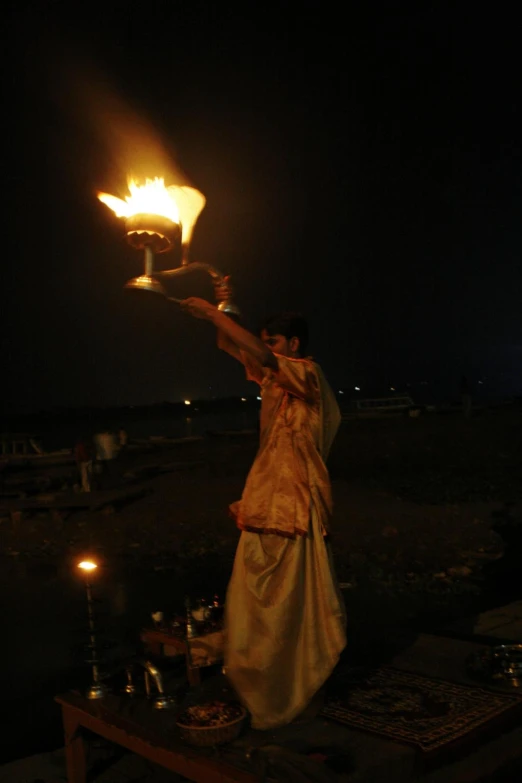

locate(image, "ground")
(2, 405), (522, 770)
(2, 405), (522, 629)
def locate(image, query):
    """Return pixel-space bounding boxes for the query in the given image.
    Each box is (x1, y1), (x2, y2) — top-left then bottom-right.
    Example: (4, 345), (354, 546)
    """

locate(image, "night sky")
(3, 3), (521, 414)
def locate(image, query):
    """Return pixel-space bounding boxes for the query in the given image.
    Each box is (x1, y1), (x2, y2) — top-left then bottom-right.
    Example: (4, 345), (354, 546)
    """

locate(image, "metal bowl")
(125, 213), (182, 253)
(176, 703), (247, 746)
(466, 644), (522, 687)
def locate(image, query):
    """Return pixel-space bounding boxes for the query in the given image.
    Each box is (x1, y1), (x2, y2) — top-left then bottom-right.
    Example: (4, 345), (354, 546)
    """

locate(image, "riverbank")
(1, 407), (522, 764)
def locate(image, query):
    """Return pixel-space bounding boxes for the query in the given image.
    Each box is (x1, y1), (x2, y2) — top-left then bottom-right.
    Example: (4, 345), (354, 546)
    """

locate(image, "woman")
(182, 295), (346, 729)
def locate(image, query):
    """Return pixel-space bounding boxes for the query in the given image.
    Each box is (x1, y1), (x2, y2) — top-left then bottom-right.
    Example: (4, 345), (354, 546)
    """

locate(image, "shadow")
(482, 504), (522, 608)
(338, 584), (420, 671)
(325, 625), (419, 711)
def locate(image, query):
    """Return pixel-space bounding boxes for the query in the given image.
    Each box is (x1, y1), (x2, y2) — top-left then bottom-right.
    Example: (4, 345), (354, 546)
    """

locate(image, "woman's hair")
(261, 312), (309, 356)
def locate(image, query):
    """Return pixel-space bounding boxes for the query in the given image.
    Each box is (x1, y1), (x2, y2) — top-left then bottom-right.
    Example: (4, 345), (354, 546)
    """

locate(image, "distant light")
(241, 397), (247, 402)
(256, 396), (262, 401)
(390, 387), (396, 391)
(184, 400), (191, 406)
(338, 390), (344, 394)
(78, 560), (97, 572)
(478, 381), (484, 385)
(354, 386), (361, 391)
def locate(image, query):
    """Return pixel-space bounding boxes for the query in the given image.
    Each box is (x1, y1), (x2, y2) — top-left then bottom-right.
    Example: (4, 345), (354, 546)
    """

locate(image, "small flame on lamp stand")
(77, 560), (108, 700)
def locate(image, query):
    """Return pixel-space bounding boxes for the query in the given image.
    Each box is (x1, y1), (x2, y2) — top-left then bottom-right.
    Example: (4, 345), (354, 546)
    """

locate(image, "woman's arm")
(216, 326), (242, 362)
(213, 276), (244, 362)
(181, 297), (278, 370)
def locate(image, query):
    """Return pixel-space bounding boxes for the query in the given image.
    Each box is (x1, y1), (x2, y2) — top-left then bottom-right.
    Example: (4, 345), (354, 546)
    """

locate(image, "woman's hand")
(214, 275), (233, 304)
(181, 297), (218, 321)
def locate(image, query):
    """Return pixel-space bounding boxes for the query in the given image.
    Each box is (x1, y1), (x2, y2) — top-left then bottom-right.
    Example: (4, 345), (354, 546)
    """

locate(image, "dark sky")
(3, 3), (521, 414)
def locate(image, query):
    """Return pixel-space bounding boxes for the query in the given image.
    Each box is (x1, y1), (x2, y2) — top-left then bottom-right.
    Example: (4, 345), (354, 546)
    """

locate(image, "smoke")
(26, 15), (192, 195)
(59, 64), (190, 191)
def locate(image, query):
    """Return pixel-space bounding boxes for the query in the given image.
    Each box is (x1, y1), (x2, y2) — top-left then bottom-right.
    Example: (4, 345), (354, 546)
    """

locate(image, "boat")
(0, 433), (74, 469)
(341, 395), (418, 420)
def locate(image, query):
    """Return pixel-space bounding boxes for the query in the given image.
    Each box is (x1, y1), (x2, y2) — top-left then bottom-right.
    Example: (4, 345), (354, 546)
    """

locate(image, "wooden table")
(56, 692), (256, 783)
(141, 626), (224, 686)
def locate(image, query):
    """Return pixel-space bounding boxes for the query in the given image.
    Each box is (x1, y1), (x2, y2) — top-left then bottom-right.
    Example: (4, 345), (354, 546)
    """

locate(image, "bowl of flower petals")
(176, 701), (247, 746)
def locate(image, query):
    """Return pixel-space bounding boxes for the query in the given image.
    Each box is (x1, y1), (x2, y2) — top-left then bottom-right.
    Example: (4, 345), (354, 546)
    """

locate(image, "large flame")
(98, 178), (206, 245)
(98, 177), (179, 222)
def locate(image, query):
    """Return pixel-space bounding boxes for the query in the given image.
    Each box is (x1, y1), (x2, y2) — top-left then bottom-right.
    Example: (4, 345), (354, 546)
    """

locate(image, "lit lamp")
(77, 559), (108, 700)
(98, 178), (239, 314)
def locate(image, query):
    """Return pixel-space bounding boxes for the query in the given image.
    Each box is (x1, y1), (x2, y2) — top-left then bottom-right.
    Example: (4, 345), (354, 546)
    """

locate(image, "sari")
(225, 354), (346, 729)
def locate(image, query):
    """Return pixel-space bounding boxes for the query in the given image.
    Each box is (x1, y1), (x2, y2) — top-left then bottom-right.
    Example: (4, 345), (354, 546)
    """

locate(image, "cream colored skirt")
(224, 510), (346, 730)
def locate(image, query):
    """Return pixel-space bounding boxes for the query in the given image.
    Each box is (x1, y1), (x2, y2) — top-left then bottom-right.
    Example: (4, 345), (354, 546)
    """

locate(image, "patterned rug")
(321, 667), (522, 755)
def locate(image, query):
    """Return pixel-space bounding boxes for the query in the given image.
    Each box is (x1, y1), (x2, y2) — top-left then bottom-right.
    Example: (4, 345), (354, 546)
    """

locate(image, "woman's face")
(260, 330), (300, 357)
